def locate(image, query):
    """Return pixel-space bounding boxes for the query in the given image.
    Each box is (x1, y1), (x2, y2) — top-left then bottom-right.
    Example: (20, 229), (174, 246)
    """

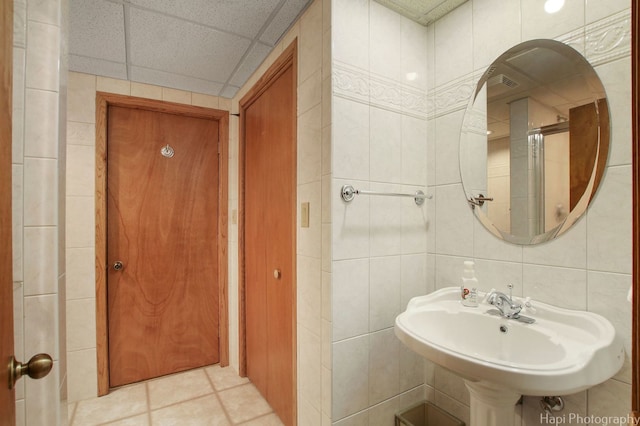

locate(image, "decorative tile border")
(332, 61), (369, 105)
(430, 9), (631, 119)
(428, 70), (481, 120)
(332, 60), (429, 119)
(368, 72), (405, 112)
(556, 28), (585, 55)
(584, 9), (631, 67)
(331, 8), (631, 121)
(461, 105), (487, 137)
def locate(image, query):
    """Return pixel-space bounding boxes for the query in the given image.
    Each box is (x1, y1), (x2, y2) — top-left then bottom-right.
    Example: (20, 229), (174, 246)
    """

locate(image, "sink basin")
(395, 287), (624, 400)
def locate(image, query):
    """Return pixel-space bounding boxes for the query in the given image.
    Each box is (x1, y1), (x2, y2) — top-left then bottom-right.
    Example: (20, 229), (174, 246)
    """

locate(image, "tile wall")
(330, 0), (431, 424)
(231, 0), (331, 423)
(64, 73), (231, 403)
(426, 0), (632, 424)
(330, 0), (633, 424)
(12, 0), (68, 424)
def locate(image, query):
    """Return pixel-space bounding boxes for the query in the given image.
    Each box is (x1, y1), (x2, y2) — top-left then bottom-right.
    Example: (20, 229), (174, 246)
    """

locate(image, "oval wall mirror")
(459, 39), (610, 245)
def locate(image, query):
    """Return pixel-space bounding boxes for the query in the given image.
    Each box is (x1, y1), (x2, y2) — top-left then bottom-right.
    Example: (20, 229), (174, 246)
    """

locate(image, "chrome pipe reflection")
(467, 194), (494, 208)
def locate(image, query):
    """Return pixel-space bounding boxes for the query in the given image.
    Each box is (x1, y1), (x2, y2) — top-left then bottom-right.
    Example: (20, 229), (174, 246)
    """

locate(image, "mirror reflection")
(459, 39), (609, 245)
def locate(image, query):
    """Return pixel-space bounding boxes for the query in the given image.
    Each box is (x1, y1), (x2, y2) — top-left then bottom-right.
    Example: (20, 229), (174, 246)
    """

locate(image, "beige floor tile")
(147, 368), (214, 410)
(217, 383), (273, 423)
(69, 368), (276, 426)
(103, 413), (150, 425)
(239, 413), (284, 425)
(150, 394), (230, 426)
(204, 365), (249, 391)
(72, 383), (148, 425)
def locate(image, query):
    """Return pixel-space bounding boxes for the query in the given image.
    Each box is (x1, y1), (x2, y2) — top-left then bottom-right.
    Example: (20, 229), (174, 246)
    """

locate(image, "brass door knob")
(9, 353), (53, 389)
(273, 269), (281, 279)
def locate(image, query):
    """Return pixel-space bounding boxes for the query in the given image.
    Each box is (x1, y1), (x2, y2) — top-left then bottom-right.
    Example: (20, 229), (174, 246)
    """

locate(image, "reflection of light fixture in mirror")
(406, 72), (417, 81)
(544, 0), (565, 14)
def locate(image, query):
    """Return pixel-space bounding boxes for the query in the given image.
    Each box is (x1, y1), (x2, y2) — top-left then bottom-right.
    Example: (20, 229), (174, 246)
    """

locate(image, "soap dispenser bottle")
(461, 260), (479, 307)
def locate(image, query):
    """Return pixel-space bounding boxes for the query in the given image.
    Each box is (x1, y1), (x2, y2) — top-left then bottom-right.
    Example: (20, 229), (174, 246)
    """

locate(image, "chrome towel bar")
(340, 184), (432, 206)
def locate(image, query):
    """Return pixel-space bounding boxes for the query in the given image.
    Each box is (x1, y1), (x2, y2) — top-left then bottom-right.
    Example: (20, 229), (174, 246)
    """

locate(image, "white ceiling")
(69, 0), (313, 98)
(374, 0), (467, 26)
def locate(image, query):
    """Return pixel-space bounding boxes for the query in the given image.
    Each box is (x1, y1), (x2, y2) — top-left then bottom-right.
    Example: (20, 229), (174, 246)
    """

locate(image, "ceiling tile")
(69, 1), (314, 97)
(220, 85), (240, 99)
(127, 0), (281, 39)
(374, 0), (468, 26)
(260, 0), (310, 45)
(129, 66), (224, 96)
(129, 8), (252, 84)
(69, 0), (126, 63)
(229, 42), (272, 87)
(69, 55), (128, 80)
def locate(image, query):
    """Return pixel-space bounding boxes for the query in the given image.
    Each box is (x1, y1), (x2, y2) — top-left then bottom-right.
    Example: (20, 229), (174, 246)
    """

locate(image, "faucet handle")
(523, 297), (537, 314)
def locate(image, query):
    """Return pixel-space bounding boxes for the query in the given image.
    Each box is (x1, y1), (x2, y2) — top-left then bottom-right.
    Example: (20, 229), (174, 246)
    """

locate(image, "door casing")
(632, 0), (640, 417)
(0, 0), (14, 423)
(95, 93), (230, 395)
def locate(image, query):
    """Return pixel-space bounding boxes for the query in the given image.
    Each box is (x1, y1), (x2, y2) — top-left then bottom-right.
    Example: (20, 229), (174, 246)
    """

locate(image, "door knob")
(113, 261), (124, 271)
(273, 269), (281, 279)
(8, 353), (53, 389)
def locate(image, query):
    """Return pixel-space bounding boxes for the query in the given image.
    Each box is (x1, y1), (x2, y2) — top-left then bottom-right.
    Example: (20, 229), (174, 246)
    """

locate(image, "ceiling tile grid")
(373, 0), (468, 26)
(69, 0), (313, 98)
(128, 66), (225, 96)
(259, 0), (310, 45)
(229, 42), (273, 87)
(69, 55), (128, 80)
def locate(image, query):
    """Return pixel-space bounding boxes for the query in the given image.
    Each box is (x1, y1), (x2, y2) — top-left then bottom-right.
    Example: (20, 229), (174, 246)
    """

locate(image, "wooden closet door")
(244, 63), (295, 425)
(245, 101), (270, 395)
(107, 106), (219, 387)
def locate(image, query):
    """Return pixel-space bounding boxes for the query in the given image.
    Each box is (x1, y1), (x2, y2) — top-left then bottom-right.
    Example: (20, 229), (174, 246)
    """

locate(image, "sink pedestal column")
(464, 381), (521, 426)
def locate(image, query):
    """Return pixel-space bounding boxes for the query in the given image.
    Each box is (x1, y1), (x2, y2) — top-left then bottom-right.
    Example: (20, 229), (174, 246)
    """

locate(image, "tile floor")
(67, 365), (284, 425)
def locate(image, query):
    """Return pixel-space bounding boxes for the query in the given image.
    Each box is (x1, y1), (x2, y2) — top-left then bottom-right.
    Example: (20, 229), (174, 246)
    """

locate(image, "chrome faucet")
(486, 285), (535, 324)
(487, 291), (522, 318)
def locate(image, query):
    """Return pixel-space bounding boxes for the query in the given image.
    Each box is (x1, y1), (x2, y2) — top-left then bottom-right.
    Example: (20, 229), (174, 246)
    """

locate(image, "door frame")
(95, 93), (229, 395)
(238, 40), (297, 384)
(0, 0), (14, 422)
(632, 0), (640, 417)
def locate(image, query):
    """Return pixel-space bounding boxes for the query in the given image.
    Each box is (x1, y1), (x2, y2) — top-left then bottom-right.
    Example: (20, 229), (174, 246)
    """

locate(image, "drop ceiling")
(69, 0), (312, 98)
(373, 0), (468, 26)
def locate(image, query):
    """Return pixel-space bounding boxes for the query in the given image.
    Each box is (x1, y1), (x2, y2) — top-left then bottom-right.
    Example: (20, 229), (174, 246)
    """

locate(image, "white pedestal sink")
(394, 287), (624, 426)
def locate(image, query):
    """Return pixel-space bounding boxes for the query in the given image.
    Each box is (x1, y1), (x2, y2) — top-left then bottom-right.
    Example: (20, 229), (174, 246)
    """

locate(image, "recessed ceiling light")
(544, 0), (565, 14)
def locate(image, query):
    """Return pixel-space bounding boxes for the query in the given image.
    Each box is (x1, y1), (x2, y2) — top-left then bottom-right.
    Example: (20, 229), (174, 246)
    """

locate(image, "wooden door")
(243, 49), (296, 425)
(107, 106), (220, 387)
(0, 0), (14, 423)
(569, 99), (609, 209)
